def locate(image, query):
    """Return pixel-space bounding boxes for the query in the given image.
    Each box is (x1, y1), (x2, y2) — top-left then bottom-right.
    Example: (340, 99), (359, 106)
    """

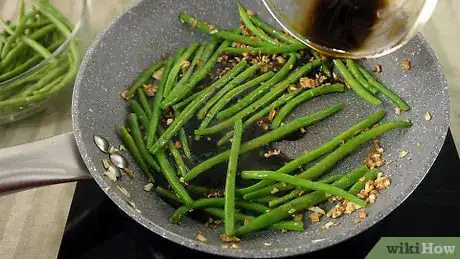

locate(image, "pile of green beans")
(0, 0), (80, 117)
(117, 2), (412, 239)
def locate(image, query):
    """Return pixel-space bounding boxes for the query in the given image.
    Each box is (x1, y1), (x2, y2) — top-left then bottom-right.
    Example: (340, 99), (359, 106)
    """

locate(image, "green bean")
(0, 18), (14, 35)
(238, 170), (274, 176)
(162, 37), (236, 107)
(174, 47), (186, 61)
(16, 75), (62, 98)
(236, 201), (269, 213)
(0, 47), (63, 103)
(167, 139), (189, 177)
(7, 55), (63, 94)
(184, 103), (343, 181)
(25, 60), (65, 95)
(137, 113), (150, 133)
(271, 83), (345, 129)
(186, 185), (220, 196)
(146, 57), (175, 148)
(217, 88), (303, 146)
(268, 174), (343, 208)
(235, 166), (367, 235)
(172, 91), (200, 111)
(241, 171), (366, 207)
(178, 130), (193, 155)
(345, 59), (378, 94)
(204, 208), (304, 232)
(0, 65), (72, 108)
(173, 110), (192, 161)
(13, 50), (28, 70)
(128, 100), (149, 129)
(269, 190), (301, 208)
(170, 194), (270, 223)
(126, 113), (161, 172)
(333, 59), (382, 106)
(155, 148), (193, 205)
(310, 49), (331, 77)
(199, 37), (220, 66)
(176, 43), (206, 87)
(0, 68), (74, 107)
(9, 0), (80, 106)
(156, 124), (190, 177)
(0, 39), (62, 82)
(121, 60), (164, 100)
(19, 62), (69, 97)
(236, 199), (271, 212)
(236, 179), (275, 197)
(220, 43), (306, 55)
(35, 2), (71, 36)
(164, 44), (199, 97)
(179, 12), (270, 47)
(358, 65), (410, 111)
(137, 88), (152, 118)
(237, 1), (279, 45)
(0, 72), (36, 100)
(149, 61), (247, 154)
(249, 16), (300, 45)
(213, 29), (271, 47)
(4, 60), (18, 74)
(243, 120), (411, 200)
(2, 10), (38, 58)
(224, 119), (243, 235)
(119, 126), (154, 181)
(22, 37), (53, 59)
(251, 196), (278, 204)
(217, 54), (297, 120)
(201, 72), (274, 131)
(0, 24), (56, 70)
(241, 111), (385, 199)
(171, 206), (191, 223)
(197, 62), (261, 120)
(128, 100), (148, 123)
(195, 60), (322, 135)
(25, 19), (51, 29)
(156, 186), (183, 204)
(171, 197), (270, 224)
(18, 0), (25, 24)
(348, 170), (378, 195)
(297, 120), (411, 180)
(50, 29), (64, 43)
(36, 0), (74, 30)
(218, 71), (274, 106)
(160, 134), (188, 178)
(195, 63), (265, 137)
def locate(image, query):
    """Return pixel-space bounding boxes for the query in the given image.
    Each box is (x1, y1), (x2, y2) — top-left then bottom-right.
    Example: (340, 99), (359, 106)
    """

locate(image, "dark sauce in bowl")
(294, 0), (388, 51)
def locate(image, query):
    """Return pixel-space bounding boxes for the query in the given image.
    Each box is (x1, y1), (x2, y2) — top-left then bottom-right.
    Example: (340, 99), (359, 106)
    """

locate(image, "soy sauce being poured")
(295, 0), (389, 52)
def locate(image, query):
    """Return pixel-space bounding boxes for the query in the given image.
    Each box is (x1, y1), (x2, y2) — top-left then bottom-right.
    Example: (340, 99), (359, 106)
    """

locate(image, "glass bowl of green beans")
(0, 0), (88, 124)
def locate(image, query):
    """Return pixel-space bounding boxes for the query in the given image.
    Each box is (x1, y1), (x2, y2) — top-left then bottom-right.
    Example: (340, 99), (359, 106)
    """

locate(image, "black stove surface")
(58, 131), (460, 259)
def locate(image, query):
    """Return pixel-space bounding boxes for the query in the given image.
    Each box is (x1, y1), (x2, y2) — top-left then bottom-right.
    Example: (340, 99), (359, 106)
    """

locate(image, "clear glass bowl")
(262, 0), (438, 58)
(0, 0), (88, 125)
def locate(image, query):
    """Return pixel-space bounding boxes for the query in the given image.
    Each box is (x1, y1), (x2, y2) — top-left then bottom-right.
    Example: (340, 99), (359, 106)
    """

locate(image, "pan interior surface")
(72, 0), (449, 257)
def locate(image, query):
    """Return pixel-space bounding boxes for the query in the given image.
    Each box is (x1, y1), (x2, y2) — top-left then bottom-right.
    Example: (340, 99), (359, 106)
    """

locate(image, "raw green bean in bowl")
(0, 0), (87, 124)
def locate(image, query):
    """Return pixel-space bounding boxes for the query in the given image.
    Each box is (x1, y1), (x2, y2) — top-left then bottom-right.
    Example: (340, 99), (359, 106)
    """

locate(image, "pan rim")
(71, 1), (450, 257)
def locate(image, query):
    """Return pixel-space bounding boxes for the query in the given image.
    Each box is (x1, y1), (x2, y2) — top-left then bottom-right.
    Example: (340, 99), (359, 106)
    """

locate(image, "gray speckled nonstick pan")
(0, 0), (450, 257)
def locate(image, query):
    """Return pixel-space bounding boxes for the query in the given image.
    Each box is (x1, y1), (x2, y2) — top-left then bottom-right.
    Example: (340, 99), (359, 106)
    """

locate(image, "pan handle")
(0, 132), (91, 194)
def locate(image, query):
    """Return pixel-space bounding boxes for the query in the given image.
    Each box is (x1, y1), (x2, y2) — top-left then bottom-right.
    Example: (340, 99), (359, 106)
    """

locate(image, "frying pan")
(0, 0), (450, 257)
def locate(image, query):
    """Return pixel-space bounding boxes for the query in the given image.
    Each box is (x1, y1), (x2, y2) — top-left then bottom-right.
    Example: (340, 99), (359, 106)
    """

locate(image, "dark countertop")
(58, 131), (459, 259)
